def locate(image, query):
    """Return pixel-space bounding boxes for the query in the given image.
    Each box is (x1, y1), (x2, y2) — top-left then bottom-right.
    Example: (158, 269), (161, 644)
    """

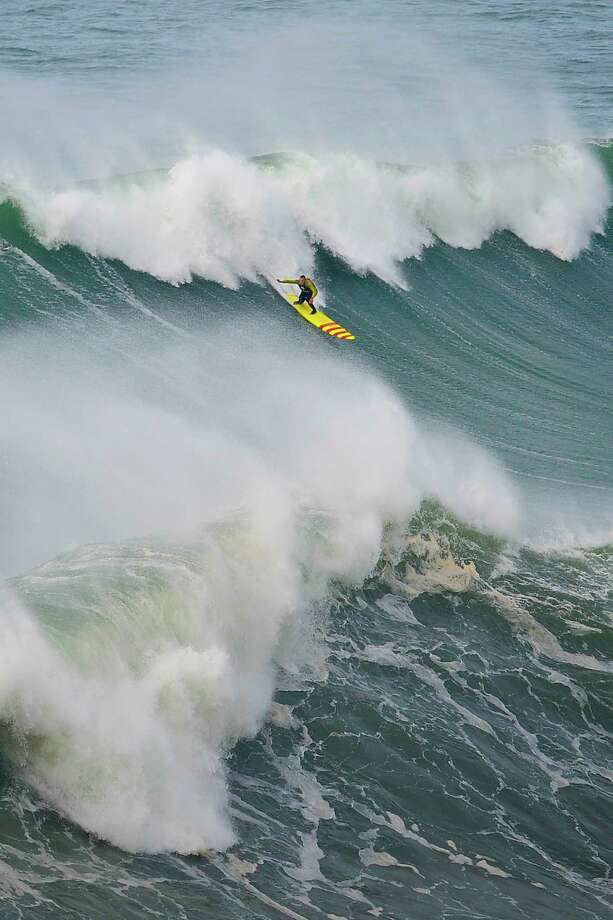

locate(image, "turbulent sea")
(0, 2), (612, 918)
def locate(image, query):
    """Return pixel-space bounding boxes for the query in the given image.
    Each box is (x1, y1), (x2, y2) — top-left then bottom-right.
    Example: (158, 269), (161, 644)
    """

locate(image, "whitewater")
(9, 142), (610, 288)
(0, 327), (521, 854)
(0, 2), (612, 919)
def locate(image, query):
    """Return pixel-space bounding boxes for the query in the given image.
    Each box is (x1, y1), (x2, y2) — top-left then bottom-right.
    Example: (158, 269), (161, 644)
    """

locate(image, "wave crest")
(10, 142), (610, 287)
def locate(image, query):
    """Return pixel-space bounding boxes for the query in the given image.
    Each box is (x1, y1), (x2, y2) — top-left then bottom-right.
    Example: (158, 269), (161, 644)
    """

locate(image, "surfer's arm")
(277, 278), (299, 284)
(306, 280), (318, 297)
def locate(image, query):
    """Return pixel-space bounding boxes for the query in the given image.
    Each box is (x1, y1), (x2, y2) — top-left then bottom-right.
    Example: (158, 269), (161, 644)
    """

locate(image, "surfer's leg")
(309, 297), (317, 314)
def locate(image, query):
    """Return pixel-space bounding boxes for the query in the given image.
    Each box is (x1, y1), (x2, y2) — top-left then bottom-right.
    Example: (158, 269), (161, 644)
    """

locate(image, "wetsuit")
(279, 277), (318, 310)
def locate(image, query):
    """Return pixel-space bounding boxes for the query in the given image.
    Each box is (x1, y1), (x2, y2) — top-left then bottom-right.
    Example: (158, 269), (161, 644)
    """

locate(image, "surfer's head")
(298, 274), (306, 282)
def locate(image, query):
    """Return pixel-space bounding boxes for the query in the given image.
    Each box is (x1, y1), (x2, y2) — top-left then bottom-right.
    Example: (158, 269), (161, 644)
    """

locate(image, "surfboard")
(280, 287), (355, 342)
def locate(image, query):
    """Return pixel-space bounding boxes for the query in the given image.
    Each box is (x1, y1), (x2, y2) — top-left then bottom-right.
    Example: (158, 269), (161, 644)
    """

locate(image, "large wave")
(6, 141), (609, 288)
(0, 326), (518, 853)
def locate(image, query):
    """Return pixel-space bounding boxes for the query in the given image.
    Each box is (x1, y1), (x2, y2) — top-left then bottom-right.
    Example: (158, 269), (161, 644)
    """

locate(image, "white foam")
(0, 325), (520, 853)
(384, 533), (481, 600)
(12, 141), (610, 290)
(486, 588), (613, 674)
(475, 858), (511, 878)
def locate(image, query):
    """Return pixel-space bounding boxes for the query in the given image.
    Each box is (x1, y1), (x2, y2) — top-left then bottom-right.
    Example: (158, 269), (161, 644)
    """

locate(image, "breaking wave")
(4, 141), (610, 288)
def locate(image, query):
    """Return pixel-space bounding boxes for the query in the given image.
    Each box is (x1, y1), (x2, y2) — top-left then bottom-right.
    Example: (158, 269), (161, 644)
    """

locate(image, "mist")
(0, 10), (584, 188)
(0, 318), (521, 852)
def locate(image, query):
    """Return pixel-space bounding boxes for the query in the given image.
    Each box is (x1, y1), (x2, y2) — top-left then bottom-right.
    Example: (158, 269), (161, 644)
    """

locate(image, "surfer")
(277, 275), (318, 314)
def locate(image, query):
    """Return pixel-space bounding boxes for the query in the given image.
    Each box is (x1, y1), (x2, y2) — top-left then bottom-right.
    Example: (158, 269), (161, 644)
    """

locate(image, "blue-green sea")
(0, 2), (612, 918)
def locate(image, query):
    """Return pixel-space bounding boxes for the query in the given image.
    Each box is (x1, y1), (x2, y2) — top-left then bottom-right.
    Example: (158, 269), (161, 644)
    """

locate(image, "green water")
(0, 2), (612, 919)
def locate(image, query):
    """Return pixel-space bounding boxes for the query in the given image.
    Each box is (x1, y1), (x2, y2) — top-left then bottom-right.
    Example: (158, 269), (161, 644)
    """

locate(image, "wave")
(0, 131), (611, 857)
(2, 141), (610, 288)
(0, 324), (520, 853)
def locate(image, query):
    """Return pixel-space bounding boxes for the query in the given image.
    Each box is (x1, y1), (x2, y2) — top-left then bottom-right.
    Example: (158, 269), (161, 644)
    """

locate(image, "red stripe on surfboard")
(314, 319), (354, 340)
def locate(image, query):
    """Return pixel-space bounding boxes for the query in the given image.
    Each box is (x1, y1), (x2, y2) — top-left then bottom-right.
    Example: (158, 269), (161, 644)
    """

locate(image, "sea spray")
(0, 325), (518, 852)
(12, 142), (610, 289)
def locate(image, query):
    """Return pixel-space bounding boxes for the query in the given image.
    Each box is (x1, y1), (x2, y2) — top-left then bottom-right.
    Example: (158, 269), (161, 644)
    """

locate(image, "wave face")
(0, 2), (613, 918)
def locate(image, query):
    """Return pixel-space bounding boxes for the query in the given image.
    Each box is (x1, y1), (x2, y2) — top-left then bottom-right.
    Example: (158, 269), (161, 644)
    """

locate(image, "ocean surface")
(0, 2), (612, 918)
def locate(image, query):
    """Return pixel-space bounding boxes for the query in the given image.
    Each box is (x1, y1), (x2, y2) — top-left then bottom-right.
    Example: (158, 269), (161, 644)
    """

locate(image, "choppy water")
(0, 2), (612, 918)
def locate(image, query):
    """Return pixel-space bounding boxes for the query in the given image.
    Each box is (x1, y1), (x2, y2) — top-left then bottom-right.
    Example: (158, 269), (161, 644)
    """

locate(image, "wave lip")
(7, 141), (611, 288)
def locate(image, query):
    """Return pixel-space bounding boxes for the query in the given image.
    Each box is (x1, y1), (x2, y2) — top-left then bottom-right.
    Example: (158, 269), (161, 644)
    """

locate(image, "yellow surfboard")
(280, 287), (355, 342)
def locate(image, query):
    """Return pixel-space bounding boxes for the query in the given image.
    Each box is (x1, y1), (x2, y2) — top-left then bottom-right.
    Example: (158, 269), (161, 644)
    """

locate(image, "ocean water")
(0, 2), (612, 918)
